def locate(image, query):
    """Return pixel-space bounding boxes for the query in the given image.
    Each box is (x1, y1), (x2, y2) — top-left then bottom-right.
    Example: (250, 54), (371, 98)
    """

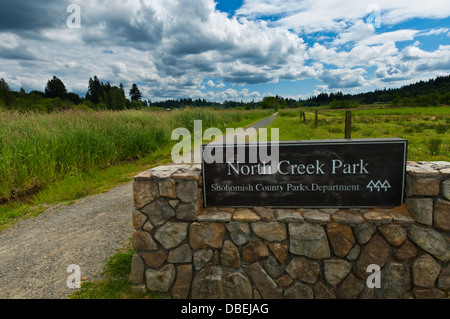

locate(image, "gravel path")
(0, 113), (277, 299)
(0, 182), (134, 299)
(249, 112), (278, 129)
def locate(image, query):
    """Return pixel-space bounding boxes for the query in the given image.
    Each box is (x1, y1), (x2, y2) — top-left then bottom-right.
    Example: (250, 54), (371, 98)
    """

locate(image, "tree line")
(0, 76), (145, 112)
(301, 75), (450, 108)
(1, 74), (449, 113)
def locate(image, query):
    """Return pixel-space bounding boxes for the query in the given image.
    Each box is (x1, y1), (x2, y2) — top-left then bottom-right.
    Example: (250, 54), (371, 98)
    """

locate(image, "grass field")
(0, 107), (271, 229)
(0, 108), (270, 202)
(272, 106), (450, 161)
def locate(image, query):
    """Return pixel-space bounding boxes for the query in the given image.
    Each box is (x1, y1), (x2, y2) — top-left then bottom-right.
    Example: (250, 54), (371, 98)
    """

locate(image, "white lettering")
(331, 159), (342, 174)
(316, 161), (325, 174)
(241, 165), (250, 175)
(258, 128), (280, 172)
(193, 120), (203, 164)
(66, 4), (81, 29)
(366, 264), (381, 288)
(66, 264), (81, 289)
(277, 160), (290, 175)
(171, 128), (191, 164)
(332, 159), (370, 174)
(226, 304), (269, 315)
(227, 162), (240, 175)
(359, 159), (369, 174)
(181, 303), (215, 316)
(202, 127), (223, 164)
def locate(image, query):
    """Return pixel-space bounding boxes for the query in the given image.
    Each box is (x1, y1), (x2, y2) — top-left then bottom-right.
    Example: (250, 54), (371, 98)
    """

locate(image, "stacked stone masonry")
(130, 162), (450, 299)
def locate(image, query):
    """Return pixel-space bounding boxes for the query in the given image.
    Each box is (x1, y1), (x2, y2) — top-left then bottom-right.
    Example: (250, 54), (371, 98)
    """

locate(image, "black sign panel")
(202, 138), (407, 208)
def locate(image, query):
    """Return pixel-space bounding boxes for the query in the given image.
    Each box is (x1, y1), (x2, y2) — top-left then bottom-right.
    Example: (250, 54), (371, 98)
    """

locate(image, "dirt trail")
(0, 113), (277, 299)
(0, 182), (133, 299)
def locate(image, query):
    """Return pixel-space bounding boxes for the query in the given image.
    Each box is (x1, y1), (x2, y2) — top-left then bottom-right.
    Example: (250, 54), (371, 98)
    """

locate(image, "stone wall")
(129, 162), (450, 299)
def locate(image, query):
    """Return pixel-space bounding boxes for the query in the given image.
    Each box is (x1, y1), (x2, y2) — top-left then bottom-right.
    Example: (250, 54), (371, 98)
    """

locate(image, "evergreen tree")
(45, 76), (67, 99)
(86, 76), (103, 104)
(129, 83), (142, 102)
(0, 78), (15, 107)
(0, 78), (10, 92)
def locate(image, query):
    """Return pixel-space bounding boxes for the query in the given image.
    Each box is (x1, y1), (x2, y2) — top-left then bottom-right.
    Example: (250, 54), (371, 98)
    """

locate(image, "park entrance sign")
(202, 138), (408, 208)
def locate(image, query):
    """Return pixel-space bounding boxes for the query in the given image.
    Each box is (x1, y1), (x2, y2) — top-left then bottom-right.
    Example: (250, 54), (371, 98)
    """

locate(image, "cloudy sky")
(0, 0), (449, 102)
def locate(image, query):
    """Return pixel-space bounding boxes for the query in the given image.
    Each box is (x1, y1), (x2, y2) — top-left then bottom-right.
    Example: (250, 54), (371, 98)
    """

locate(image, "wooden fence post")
(345, 111), (352, 139)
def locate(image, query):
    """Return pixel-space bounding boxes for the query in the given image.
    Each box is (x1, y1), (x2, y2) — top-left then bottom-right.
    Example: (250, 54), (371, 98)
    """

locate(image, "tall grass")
(0, 108), (271, 201)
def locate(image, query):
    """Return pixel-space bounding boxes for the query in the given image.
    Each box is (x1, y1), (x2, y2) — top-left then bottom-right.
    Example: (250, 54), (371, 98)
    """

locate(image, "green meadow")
(271, 106), (450, 161)
(0, 107), (271, 228)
